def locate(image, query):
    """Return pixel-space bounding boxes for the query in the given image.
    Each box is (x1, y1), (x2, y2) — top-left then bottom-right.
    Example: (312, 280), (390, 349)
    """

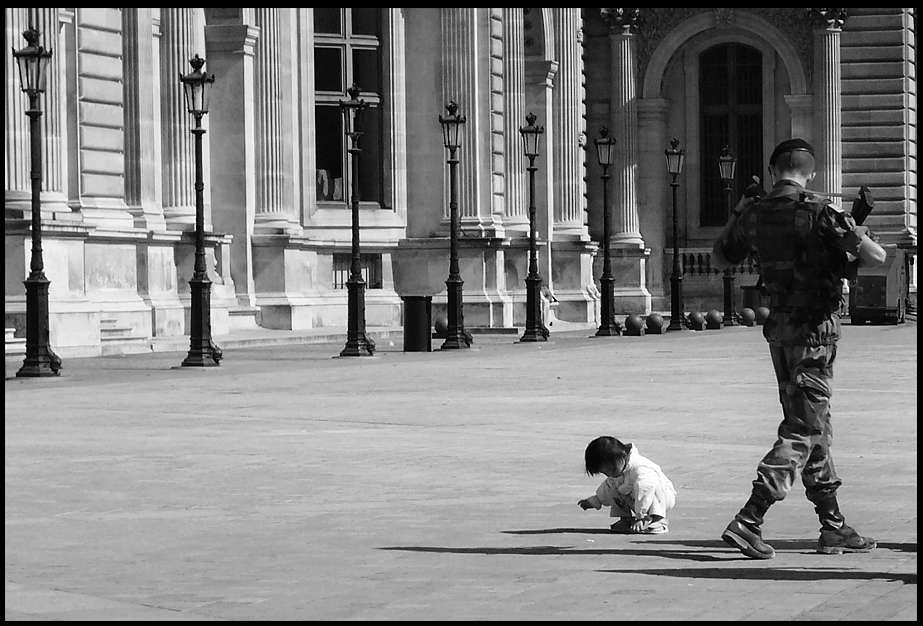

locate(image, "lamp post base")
(441, 278), (472, 349)
(519, 274), (549, 342)
(723, 271), (740, 326)
(182, 277), (222, 367)
(340, 279), (376, 357)
(667, 274), (687, 331)
(16, 276), (62, 377)
(594, 276), (623, 337)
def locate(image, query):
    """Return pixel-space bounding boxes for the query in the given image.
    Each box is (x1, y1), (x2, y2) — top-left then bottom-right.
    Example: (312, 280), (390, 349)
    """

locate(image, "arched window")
(313, 8), (383, 206)
(699, 43), (762, 227)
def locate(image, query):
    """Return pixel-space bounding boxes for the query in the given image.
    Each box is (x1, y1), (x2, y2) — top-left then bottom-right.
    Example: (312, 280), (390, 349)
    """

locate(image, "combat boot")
(722, 519), (775, 559)
(721, 495), (775, 559)
(814, 495), (876, 554)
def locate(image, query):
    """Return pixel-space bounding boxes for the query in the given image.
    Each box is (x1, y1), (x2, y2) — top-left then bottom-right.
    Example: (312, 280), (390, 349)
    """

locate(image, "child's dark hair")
(584, 436), (631, 476)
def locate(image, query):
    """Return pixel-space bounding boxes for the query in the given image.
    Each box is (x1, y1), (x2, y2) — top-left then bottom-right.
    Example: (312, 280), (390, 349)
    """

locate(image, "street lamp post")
(339, 84), (375, 357)
(664, 137), (687, 332)
(180, 54), (222, 367)
(718, 145), (739, 327)
(518, 112), (549, 343)
(593, 126), (623, 337)
(14, 27), (62, 377)
(438, 101), (473, 350)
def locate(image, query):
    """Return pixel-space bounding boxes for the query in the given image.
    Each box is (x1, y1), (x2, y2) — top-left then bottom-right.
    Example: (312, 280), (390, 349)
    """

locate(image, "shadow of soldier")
(597, 566), (916, 584)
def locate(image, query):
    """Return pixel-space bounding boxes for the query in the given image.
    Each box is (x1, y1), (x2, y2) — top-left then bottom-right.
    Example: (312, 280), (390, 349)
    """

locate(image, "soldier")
(711, 138), (887, 559)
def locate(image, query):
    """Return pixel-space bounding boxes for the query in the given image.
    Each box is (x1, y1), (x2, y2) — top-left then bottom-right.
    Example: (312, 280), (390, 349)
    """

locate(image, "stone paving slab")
(5, 323), (917, 620)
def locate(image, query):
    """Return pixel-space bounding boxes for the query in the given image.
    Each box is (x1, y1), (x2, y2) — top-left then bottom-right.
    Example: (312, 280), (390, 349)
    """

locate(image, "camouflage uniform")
(720, 179), (866, 507)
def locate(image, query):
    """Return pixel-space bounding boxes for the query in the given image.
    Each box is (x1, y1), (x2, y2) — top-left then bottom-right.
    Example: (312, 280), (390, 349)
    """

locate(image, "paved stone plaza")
(5, 322), (917, 620)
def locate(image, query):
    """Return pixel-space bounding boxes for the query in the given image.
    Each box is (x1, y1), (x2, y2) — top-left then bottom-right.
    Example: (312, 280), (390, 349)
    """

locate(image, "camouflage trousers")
(751, 342), (842, 505)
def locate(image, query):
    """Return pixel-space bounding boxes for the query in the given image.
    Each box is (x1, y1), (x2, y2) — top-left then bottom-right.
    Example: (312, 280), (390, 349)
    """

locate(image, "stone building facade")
(5, 8), (917, 356)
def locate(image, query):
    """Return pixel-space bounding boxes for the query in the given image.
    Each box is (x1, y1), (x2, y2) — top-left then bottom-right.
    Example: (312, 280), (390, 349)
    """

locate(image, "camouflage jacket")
(719, 180), (866, 346)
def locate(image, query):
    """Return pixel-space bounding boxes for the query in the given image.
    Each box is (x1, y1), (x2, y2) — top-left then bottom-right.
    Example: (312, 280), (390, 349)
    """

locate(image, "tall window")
(699, 43), (762, 227)
(313, 8), (383, 205)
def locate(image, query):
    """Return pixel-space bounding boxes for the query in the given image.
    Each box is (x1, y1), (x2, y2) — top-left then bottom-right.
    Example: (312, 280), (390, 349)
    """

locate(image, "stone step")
(5, 328), (26, 356)
(100, 319), (135, 338)
(99, 335), (152, 356)
(228, 305), (261, 331)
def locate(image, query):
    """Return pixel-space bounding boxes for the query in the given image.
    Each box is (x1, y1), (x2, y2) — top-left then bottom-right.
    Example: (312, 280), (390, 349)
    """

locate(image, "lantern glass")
(718, 145), (737, 182)
(594, 127), (616, 167)
(13, 29), (52, 94)
(439, 101), (466, 150)
(519, 112), (543, 158)
(339, 84), (367, 138)
(180, 55), (214, 115)
(664, 138), (685, 175)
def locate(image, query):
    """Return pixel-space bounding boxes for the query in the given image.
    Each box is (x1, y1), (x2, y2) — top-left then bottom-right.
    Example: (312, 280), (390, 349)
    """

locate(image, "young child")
(578, 436), (676, 534)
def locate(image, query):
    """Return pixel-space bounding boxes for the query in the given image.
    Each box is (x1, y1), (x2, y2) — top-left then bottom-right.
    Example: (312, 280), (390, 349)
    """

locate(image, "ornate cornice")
(809, 8), (849, 31)
(600, 8), (640, 35)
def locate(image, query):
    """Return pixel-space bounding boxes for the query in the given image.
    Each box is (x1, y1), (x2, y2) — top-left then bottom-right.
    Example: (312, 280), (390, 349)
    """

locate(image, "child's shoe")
(721, 519), (775, 559)
(639, 519), (669, 534)
(817, 524), (877, 554)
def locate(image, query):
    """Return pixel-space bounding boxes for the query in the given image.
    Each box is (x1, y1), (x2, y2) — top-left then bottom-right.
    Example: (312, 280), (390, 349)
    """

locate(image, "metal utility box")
(849, 246), (906, 325)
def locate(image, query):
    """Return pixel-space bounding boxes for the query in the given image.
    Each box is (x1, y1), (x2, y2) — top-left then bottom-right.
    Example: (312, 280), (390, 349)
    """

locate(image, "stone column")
(502, 8), (528, 232)
(551, 8), (589, 239)
(441, 8), (498, 235)
(253, 8), (297, 232)
(602, 8), (643, 248)
(784, 94), (814, 145)
(160, 8), (205, 230)
(637, 99), (670, 311)
(597, 8), (650, 314)
(811, 8), (847, 199)
(5, 7), (70, 218)
(123, 8), (165, 230)
(205, 9), (259, 308)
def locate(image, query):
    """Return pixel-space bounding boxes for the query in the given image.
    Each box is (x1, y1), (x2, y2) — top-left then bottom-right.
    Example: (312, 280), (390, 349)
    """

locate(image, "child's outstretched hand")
(577, 498), (595, 510)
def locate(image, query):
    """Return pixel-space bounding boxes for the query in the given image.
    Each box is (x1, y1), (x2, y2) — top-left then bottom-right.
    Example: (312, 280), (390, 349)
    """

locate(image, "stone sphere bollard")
(687, 310), (706, 331)
(739, 307), (756, 326)
(624, 313), (645, 336)
(433, 316), (448, 337)
(646, 312), (666, 334)
(705, 309), (723, 329)
(755, 306), (770, 325)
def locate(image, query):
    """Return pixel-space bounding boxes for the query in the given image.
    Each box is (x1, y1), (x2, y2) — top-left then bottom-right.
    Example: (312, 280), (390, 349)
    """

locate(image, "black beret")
(769, 138), (814, 166)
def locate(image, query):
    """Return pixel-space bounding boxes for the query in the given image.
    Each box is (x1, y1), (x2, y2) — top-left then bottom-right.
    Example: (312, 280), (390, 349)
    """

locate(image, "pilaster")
(441, 8), (502, 236)
(204, 11), (259, 308)
(502, 8), (528, 232)
(123, 8), (166, 231)
(253, 8), (298, 232)
(5, 8), (71, 219)
(637, 98), (670, 311)
(160, 8), (205, 230)
(551, 8), (590, 240)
